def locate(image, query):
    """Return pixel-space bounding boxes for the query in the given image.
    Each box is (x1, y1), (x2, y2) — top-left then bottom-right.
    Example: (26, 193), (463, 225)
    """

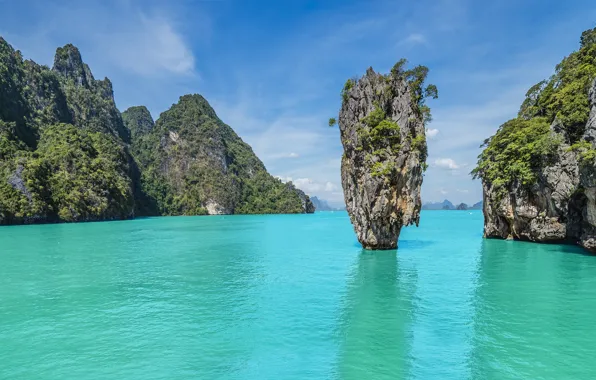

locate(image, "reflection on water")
(336, 233), (483, 380)
(471, 239), (596, 379)
(336, 250), (417, 379)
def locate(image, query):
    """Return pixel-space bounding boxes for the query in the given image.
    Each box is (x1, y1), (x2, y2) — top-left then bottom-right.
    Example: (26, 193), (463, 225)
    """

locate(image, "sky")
(1, 0), (595, 207)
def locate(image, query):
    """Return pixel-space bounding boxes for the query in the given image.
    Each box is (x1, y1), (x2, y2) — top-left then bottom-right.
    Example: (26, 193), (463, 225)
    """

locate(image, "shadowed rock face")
(482, 79), (596, 252)
(339, 68), (427, 250)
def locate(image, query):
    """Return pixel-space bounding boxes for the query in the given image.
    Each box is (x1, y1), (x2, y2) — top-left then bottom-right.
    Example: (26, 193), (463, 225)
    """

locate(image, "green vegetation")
(517, 27), (596, 141)
(236, 173), (304, 214)
(333, 60), (437, 179)
(410, 134), (428, 163)
(473, 27), (596, 196)
(371, 161), (394, 177)
(341, 79), (355, 102)
(328, 117), (336, 127)
(568, 140), (596, 164)
(0, 124), (133, 223)
(472, 118), (560, 198)
(390, 59), (439, 125)
(125, 94), (308, 216)
(0, 37), (312, 224)
(358, 104), (401, 150)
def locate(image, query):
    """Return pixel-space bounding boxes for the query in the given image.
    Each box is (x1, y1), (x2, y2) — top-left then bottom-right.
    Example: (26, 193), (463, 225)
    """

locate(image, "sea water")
(1, 211), (595, 379)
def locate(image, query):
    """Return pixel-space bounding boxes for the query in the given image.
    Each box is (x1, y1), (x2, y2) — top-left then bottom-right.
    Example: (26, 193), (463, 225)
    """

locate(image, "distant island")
(422, 200), (482, 210)
(310, 196), (345, 212)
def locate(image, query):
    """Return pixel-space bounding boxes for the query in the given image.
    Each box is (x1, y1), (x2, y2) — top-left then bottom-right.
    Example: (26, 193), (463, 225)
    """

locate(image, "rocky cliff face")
(338, 65), (432, 249)
(482, 81), (596, 251)
(477, 30), (596, 253)
(53, 44), (130, 142)
(286, 182), (315, 213)
(124, 96), (314, 216)
(573, 79), (596, 252)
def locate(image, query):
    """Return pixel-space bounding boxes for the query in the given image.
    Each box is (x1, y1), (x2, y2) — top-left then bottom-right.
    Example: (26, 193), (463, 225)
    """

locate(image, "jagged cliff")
(0, 39), (134, 224)
(336, 61), (436, 249)
(0, 37), (313, 224)
(474, 27), (596, 252)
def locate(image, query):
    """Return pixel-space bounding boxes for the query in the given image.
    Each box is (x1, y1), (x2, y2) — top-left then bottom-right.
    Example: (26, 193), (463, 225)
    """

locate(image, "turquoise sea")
(1, 210), (596, 379)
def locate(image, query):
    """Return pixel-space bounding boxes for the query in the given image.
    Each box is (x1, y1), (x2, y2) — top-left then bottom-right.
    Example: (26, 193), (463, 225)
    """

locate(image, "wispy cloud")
(434, 158), (460, 170)
(399, 33), (427, 46)
(426, 128), (439, 139)
(100, 14), (196, 76)
(276, 176), (340, 196)
(1, 1), (199, 77)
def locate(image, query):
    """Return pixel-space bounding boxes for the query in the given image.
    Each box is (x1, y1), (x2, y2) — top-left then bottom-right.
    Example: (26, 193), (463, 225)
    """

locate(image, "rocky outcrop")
(481, 79), (596, 252)
(577, 80), (596, 250)
(477, 28), (596, 252)
(338, 66), (430, 249)
(124, 95), (315, 216)
(286, 182), (315, 213)
(53, 44), (130, 143)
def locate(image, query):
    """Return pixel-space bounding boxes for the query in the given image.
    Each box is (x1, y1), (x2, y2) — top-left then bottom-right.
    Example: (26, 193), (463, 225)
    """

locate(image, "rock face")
(339, 67), (428, 249)
(476, 28), (596, 252)
(480, 78), (596, 252)
(124, 95), (315, 216)
(286, 182), (316, 213)
(53, 44), (130, 142)
(576, 80), (596, 251)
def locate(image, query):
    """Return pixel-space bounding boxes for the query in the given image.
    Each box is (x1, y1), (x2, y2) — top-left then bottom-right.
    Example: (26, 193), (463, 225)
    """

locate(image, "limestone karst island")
(1, 0), (596, 378)
(332, 61), (436, 249)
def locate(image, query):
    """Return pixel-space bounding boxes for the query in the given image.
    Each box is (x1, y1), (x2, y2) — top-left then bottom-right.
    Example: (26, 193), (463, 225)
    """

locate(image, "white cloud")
(434, 158), (460, 170)
(276, 177), (340, 197)
(324, 182), (338, 192)
(6, 2), (199, 78)
(99, 14), (195, 76)
(457, 189), (469, 193)
(399, 33), (427, 46)
(439, 188), (448, 195)
(288, 152), (300, 158)
(426, 128), (439, 139)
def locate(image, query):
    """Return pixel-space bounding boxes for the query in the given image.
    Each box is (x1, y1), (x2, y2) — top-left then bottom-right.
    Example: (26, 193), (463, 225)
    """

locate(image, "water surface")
(1, 211), (595, 379)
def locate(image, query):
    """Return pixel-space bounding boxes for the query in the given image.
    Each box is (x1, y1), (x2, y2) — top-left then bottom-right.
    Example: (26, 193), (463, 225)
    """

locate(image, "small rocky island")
(334, 60), (437, 249)
(473, 27), (596, 252)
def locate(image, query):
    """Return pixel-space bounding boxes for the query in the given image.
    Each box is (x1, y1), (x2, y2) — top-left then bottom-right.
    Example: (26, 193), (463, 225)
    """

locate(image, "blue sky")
(1, 0), (595, 206)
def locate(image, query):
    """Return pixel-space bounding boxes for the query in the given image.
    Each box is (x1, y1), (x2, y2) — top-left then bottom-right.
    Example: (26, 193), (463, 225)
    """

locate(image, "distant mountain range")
(422, 200), (482, 210)
(311, 197), (345, 212)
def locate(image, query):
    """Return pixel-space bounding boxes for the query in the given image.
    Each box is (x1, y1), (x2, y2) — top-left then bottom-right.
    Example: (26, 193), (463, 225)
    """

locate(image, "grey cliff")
(482, 79), (596, 252)
(339, 67), (427, 250)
